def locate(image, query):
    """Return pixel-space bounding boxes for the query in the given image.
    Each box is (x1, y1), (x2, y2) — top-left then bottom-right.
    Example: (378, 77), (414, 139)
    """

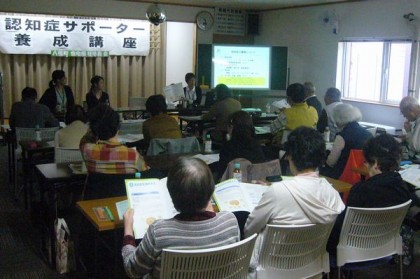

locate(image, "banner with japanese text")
(0, 13), (150, 56)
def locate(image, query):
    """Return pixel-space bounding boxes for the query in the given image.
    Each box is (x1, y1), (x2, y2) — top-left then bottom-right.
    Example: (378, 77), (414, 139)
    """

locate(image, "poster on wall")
(214, 8), (245, 36)
(0, 12), (150, 56)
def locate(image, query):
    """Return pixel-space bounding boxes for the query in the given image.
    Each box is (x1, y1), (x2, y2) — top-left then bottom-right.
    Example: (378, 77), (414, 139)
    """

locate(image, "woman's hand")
(404, 121), (412, 133)
(123, 208), (135, 236)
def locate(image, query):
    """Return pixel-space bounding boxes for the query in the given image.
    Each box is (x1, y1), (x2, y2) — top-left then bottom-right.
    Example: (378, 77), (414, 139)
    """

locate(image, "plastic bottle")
(204, 134), (212, 153)
(35, 124), (41, 142)
(233, 163), (242, 182)
(266, 102), (271, 114)
(323, 127), (330, 142)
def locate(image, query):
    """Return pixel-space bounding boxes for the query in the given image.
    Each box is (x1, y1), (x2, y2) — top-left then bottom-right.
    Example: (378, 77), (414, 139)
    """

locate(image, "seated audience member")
(399, 96), (420, 158)
(9, 87), (59, 131)
(80, 104), (147, 174)
(270, 83), (318, 144)
(39, 70), (75, 115)
(183, 73), (202, 106)
(215, 111), (265, 180)
(244, 127), (345, 274)
(317, 87), (343, 141)
(122, 157), (240, 278)
(142, 95), (182, 147)
(320, 103), (372, 179)
(202, 84), (242, 142)
(54, 105), (89, 149)
(304, 81), (322, 118)
(85, 75), (110, 111)
(327, 134), (413, 264)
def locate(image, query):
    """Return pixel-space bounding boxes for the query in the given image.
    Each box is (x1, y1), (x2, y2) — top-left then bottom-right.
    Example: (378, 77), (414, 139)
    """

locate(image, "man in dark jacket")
(9, 87), (59, 131)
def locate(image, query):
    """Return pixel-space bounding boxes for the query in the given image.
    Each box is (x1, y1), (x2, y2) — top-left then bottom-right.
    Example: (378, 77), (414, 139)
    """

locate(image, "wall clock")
(196, 11), (214, 31)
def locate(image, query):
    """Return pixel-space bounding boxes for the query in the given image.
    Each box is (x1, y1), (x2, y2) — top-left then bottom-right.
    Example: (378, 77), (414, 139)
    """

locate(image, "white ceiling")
(120, 0), (356, 11)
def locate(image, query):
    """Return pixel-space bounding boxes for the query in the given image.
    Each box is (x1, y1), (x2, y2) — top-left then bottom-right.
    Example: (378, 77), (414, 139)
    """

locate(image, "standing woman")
(85, 75), (110, 111)
(39, 70), (75, 115)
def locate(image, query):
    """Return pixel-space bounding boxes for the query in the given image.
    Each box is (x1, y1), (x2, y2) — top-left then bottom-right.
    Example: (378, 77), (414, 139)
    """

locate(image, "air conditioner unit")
(359, 121), (401, 135)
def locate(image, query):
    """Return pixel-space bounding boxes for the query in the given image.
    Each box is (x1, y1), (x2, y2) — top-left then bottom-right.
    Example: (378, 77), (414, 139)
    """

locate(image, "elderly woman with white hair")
(320, 103), (372, 179)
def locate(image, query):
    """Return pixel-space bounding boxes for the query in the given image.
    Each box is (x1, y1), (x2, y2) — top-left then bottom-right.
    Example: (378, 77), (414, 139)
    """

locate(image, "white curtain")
(0, 24), (165, 116)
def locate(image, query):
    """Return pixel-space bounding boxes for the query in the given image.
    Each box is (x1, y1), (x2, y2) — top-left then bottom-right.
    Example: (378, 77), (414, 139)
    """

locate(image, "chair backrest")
(258, 223), (333, 279)
(337, 200), (412, 267)
(339, 149), (365, 184)
(119, 120), (144, 135)
(15, 127), (59, 142)
(160, 233), (257, 279)
(84, 172), (135, 200)
(221, 158), (281, 182)
(147, 137), (201, 156)
(54, 147), (83, 163)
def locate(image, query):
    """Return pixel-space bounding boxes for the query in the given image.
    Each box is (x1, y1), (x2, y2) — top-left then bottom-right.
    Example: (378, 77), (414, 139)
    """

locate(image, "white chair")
(257, 223), (334, 279)
(119, 120), (144, 135)
(220, 158), (281, 182)
(147, 137), (201, 156)
(54, 147), (83, 163)
(15, 127), (59, 142)
(160, 233), (257, 279)
(336, 200), (412, 279)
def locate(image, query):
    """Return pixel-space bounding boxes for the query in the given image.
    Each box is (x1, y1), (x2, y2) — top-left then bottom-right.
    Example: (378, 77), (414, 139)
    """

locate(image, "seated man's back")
(9, 87), (59, 130)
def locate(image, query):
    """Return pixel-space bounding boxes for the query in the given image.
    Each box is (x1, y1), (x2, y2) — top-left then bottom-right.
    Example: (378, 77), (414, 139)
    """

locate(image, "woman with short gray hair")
(320, 103), (372, 179)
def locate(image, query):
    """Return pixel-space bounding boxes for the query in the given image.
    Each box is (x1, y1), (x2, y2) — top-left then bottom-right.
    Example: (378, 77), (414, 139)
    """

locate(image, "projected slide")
(212, 45), (270, 90)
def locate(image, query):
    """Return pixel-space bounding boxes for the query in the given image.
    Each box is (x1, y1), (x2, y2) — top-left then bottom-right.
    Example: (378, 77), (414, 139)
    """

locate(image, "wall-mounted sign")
(214, 8), (245, 36)
(0, 13), (150, 56)
(51, 50), (110, 57)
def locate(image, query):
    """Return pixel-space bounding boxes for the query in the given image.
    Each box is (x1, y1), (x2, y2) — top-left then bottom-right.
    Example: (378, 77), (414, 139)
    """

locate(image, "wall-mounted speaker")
(247, 13), (259, 35)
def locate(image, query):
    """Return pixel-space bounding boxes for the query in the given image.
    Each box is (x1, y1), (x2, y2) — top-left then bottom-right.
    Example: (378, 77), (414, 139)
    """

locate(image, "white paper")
(115, 200), (129, 220)
(242, 183), (269, 207)
(163, 83), (185, 102)
(180, 115), (203, 121)
(255, 126), (270, 135)
(271, 99), (290, 110)
(399, 167), (420, 188)
(118, 134), (144, 143)
(213, 179), (268, 212)
(192, 154), (220, 165)
(125, 178), (177, 239)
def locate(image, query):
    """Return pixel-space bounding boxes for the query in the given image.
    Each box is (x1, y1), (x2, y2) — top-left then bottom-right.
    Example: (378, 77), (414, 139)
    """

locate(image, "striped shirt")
(122, 211), (240, 279)
(82, 140), (146, 174)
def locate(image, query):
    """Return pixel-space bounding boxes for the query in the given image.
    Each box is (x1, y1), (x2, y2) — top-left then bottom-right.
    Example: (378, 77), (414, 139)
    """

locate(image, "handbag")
(55, 218), (75, 274)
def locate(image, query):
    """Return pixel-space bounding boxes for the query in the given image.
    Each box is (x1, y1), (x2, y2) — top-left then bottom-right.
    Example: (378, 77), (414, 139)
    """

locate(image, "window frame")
(336, 39), (413, 106)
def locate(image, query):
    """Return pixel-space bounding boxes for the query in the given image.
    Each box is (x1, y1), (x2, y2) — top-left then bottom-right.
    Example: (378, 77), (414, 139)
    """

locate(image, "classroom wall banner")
(0, 13), (150, 56)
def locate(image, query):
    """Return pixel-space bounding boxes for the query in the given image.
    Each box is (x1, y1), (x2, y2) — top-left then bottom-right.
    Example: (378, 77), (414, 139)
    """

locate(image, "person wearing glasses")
(327, 134), (413, 265)
(399, 96), (420, 158)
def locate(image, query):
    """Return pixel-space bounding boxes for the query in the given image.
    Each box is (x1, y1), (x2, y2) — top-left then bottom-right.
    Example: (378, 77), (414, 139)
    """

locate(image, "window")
(336, 40), (412, 105)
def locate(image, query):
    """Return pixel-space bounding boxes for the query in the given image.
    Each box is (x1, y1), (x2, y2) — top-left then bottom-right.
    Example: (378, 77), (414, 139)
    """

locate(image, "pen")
(105, 206), (114, 221)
